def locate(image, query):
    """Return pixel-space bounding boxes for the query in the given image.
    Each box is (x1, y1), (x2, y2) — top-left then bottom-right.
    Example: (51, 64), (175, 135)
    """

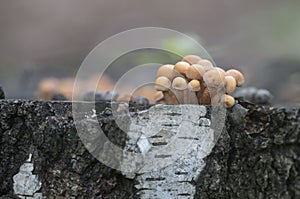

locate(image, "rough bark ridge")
(0, 100), (299, 198)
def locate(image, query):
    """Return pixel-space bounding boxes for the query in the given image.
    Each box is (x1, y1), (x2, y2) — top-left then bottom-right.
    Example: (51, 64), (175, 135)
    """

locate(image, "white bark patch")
(122, 105), (215, 198)
(13, 154), (43, 199)
(137, 135), (152, 154)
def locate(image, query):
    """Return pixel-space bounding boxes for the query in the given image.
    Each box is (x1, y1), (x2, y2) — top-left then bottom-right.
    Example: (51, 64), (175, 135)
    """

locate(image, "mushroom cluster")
(154, 55), (245, 108)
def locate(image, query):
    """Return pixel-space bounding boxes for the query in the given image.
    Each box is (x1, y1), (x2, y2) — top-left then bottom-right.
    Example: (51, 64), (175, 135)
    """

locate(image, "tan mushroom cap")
(198, 59), (213, 66)
(198, 59), (214, 72)
(174, 61), (190, 75)
(186, 64), (206, 80)
(222, 94), (235, 108)
(203, 68), (225, 87)
(215, 67), (226, 76)
(156, 64), (175, 80)
(225, 76), (237, 94)
(154, 91), (164, 101)
(188, 80), (201, 91)
(155, 76), (171, 91)
(172, 77), (188, 90)
(225, 69), (245, 87)
(182, 55), (201, 64)
(203, 65), (214, 72)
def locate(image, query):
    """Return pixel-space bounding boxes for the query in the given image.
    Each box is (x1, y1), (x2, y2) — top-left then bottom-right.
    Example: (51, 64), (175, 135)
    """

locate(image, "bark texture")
(0, 100), (299, 199)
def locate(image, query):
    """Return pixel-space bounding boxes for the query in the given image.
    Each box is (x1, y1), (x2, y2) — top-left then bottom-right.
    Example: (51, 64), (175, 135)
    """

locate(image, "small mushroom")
(186, 64), (206, 80)
(187, 79), (201, 92)
(225, 76), (237, 94)
(203, 68), (225, 88)
(182, 55), (201, 64)
(222, 94), (235, 108)
(215, 67), (226, 76)
(198, 59), (213, 67)
(155, 76), (171, 91)
(172, 77), (188, 103)
(186, 80), (201, 104)
(197, 59), (214, 71)
(225, 69), (245, 87)
(174, 61), (190, 76)
(156, 64), (176, 80)
(155, 76), (178, 104)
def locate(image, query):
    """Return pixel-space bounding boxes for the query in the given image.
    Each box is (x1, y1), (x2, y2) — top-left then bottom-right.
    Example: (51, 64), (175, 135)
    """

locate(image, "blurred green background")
(0, 0), (299, 104)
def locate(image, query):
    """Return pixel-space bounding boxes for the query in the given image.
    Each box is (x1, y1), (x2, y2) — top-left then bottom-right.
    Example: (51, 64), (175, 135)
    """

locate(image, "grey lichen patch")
(121, 104), (215, 198)
(13, 154), (42, 198)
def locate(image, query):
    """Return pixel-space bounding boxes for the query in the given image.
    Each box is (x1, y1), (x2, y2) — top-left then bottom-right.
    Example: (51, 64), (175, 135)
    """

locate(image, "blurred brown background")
(0, 0), (299, 104)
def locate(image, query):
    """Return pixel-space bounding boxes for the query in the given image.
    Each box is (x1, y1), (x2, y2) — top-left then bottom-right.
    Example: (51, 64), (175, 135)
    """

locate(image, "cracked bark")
(0, 100), (299, 198)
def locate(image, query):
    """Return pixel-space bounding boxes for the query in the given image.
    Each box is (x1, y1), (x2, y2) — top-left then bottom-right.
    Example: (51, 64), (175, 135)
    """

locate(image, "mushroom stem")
(154, 91), (164, 101)
(196, 87), (211, 105)
(154, 91), (167, 104)
(164, 90), (180, 104)
(171, 77), (188, 104)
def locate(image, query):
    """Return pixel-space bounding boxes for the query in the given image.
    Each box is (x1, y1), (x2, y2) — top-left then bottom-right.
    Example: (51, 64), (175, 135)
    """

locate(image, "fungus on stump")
(154, 55), (245, 108)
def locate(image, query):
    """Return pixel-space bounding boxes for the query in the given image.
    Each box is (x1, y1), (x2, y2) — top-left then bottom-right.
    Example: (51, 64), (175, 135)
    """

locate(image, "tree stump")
(0, 100), (299, 198)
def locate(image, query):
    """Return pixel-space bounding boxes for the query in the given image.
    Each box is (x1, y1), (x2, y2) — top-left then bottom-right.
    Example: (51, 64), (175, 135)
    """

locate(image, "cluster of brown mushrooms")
(154, 55), (245, 108)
